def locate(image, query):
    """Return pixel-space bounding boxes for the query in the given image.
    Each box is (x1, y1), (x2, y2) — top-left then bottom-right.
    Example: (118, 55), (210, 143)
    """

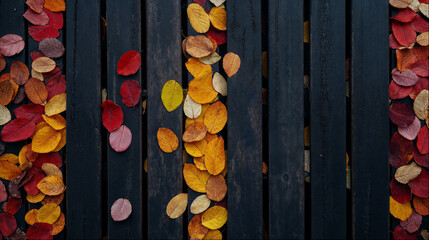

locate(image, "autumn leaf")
(204, 230), (223, 240)
(0, 34), (25, 57)
(184, 94), (202, 119)
(206, 26), (226, 45)
(201, 206), (227, 230)
(186, 57), (212, 78)
(222, 52), (241, 77)
(183, 163), (210, 193)
(394, 162), (422, 184)
(389, 102), (415, 127)
(32, 126), (61, 153)
(187, 3), (210, 33)
(1, 118), (36, 142)
(413, 197), (429, 216)
(166, 193), (188, 219)
(37, 175), (65, 196)
(10, 61), (30, 85)
(389, 0), (413, 8)
(0, 105), (11, 126)
(25, 78), (48, 104)
(390, 196), (412, 221)
(190, 194), (211, 215)
(45, 93), (66, 116)
(0, 212), (17, 237)
(25, 209), (39, 225)
(0, 80), (13, 106)
(44, 9), (63, 30)
(209, 7), (227, 31)
(204, 101), (227, 134)
(42, 114), (66, 130)
(189, 214), (209, 239)
(185, 35), (214, 58)
(408, 168), (429, 197)
(29, 25), (60, 42)
(43, 0), (65, 12)
(185, 139), (207, 157)
(26, 222), (53, 240)
(109, 125), (132, 152)
(392, 21), (416, 47)
(390, 179), (411, 203)
(51, 212), (65, 235)
(204, 136), (225, 175)
(37, 203), (60, 224)
(120, 80), (141, 107)
(117, 50), (141, 76)
(183, 122), (207, 142)
(39, 38), (65, 58)
(212, 72), (227, 97)
(101, 100), (124, 132)
(188, 72), (218, 104)
(413, 89), (428, 121)
(206, 174), (227, 202)
(0, 161), (22, 181)
(161, 80), (183, 112)
(400, 211), (422, 233)
(157, 128), (179, 153)
(32, 57), (56, 73)
(23, 8), (49, 26)
(111, 198), (132, 221)
(26, 0), (44, 13)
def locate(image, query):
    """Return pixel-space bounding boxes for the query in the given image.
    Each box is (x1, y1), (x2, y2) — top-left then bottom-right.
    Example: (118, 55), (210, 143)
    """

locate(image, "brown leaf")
(188, 214), (209, 239)
(183, 122), (207, 143)
(185, 36), (213, 58)
(190, 194), (211, 214)
(10, 61), (29, 85)
(222, 52), (241, 77)
(166, 193), (188, 219)
(32, 57), (56, 73)
(24, 78), (48, 104)
(206, 174), (227, 202)
(39, 38), (65, 58)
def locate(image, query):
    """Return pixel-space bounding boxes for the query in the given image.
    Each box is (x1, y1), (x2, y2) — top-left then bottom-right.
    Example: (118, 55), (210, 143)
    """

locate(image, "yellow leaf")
(166, 193), (188, 219)
(186, 58), (212, 78)
(26, 192), (46, 203)
(204, 101), (227, 134)
(201, 206), (227, 230)
(37, 203), (61, 224)
(204, 230), (223, 240)
(37, 175), (66, 196)
(204, 136), (225, 175)
(44, 0), (65, 12)
(194, 156), (207, 170)
(0, 160), (22, 180)
(42, 114), (66, 130)
(45, 93), (66, 116)
(0, 153), (18, 164)
(183, 163), (210, 193)
(187, 3), (210, 33)
(32, 126), (61, 153)
(32, 122), (49, 139)
(390, 196), (412, 221)
(188, 72), (218, 104)
(157, 128), (179, 153)
(186, 104), (210, 128)
(209, 7), (226, 31)
(25, 209), (39, 225)
(161, 80), (183, 112)
(18, 145), (30, 170)
(51, 212), (65, 235)
(304, 21), (310, 43)
(185, 139), (207, 157)
(53, 128), (66, 152)
(189, 214), (209, 239)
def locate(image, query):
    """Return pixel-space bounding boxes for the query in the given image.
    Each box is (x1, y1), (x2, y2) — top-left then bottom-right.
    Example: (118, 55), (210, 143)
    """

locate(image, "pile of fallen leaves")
(388, 0), (428, 239)
(0, 0), (66, 239)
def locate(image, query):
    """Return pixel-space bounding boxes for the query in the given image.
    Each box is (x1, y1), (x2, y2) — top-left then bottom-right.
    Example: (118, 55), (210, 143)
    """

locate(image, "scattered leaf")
(32, 57), (56, 73)
(120, 80), (141, 107)
(185, 139), (207, 157)
(109, 125), (132, 152)
(184, 94), (203, 119)
(26, 222), (53, 240)
(183, 122), (207, 142)
(186, 57), (212, 78)
(0, 80), (13, 106)
(51, 212), (65, 235)
(390, 102), (415, 127)
(166, 193), (188, 219)
(37, 203), (60, 224)
(390, 132), (414, 168)
(392, 68), (419, 86)
(188, 72), (218, 104)
(414, 89), (429, 121)
(44, 0), (65, 12)
(398, 116), (421, 140)
(26, 192), (46, 204)
(0, 212), (17, 237)
(14, 104), (45, 124)
(392, 224), (419, 240)
(400, 211), (422, 233)
(390, 179), (412, 203)
(390, 196), (413, 221)
(0, 34), (25, 57)
(206, 26), (226, 45)
(117, 50), (141, 76)
(23, 8), (49, 26)
(32, 126), (61, 153)
(101, 100), (123, 132)
(223, 52), (241, 77)
(212, 72), (227, 97)
(187, 3), (210, 33)
(25, 209), (39, 225)
(161, 80), (183, 112)
(44, 9), (63, 30)
(201, 206), (227, 230)
(111, 198), (132, 221)
(0, 105), (11, 126)
(417, 126), (429, 154)
(25, 78), (48, 104)
(42, 163), (63, 179)
(204, 229), (223, 240)
(395, 162), (422, 184)
(157, 128), (179, 153)
(392, 21), (416, 47)
(413, 196), (429, 215)
(204, 101), (227, 134)
(391, 8), (417, 22)
(408, 168), (429, 197)
(26, 0), (44, 13)
(190, 194), (211, 214)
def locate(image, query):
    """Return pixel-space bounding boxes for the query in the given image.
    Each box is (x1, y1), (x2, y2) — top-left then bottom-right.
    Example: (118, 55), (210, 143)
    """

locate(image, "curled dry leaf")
(394, 162), (422, 184)
(392, 68), (419, 87)
(185, 139), (207, 157)
(223, 52), (241, 77)
(117, 50), (141, 76)
(204, 101), (227, 134)
(1, 118), (35, 142)
(185, 35), (213, 58)
(0, 34), (25, 57)
(25, 78), (48, 104)
(37, 175), (65, 196)
(120, 80), (141, 107)
(184, 163), (211, 193)
(45, 93), (66, 116)
(190, 194), (211, 214)
(0, 105), (11, 126)
(187, 3), (210, 34)
(400, 211), (422, 233)
(414, 89), (428, 120)
(111, 198), (132, 221)
(390, 196), (412, 221)
(189, 214), (209, 239)
(37, 203), (60, 224)
(186, 57), (212, 78)
(10, 61), (30, 85)
(209, 7), (227, 31)
(204, 136), (225, 175)
(161, 80), (183, 112)
(188, 72), (218, 104)
(109, 125), (132, 152)
(201, 206), (227, 230)
(398, 116), (421, 140)
(23, 8), (49, 26)
(212, 72), (227, 96)
(101, 100), (123, 132)
(32, 57), (56, 73)
(390, 102), (415, 127)
(206, 174), (227, 202)
(166, 193), (188, 219)
(44, 0), (66, 12)
(32, 126), (61, 153)
(183, 122), (207, 142)
(157, 128), (179, 153)
(39, 38), (65, 58)
(41, 163), (63, 179)
(184, 94), (202, 119)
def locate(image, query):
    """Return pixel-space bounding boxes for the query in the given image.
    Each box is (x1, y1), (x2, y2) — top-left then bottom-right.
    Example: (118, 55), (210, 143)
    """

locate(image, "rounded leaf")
(183, 122), (207, 143)
(1, 118), (35, 142)
(161, 80), (183, 112)
(413, 196), (428, 216)
(187, 3), (210, 33)
(0, 212), (17, 237)
(188, 72), (218, 104)
(183, 163), (210, 193)
(26, 222), (53, 240)
(111, 198), (132, 221)
(204, 101), (227, 134)
(157, 128), (179, 153)
(201, 206), (227, 230)
(117, 50), (141, 76)
(398, 116), (421, 140)
(394, 162), (422, 184)
(39, 38), (65, 58)
(25, 78), (48, 104)
(32, 126), (61, 153)
(120, 80), (141, 107)
(390, 102), (415, 127)
(45, 93), (66, 116)
(212, 72), (227, 97)
(189, 214), (209, 239)
(0, 105), (11, 126)
(0, 34), (25, 57)
(206, 174), (227, 202)
(390, 196), (412, 221)
(37, 175), (65, 196)
(205, 136), (225, 175)
(190, 194), (211, 214)
(223, 52), (241, 77)
(10, 61), (29, 85)
(37, 203), (60, 224)
(413, 89), (428, 121)
(209, 7), (226, 31)
(109, 125), (132, 152)
(166, 193), (188, 219)
(23, 8), (49, 26)
(185, 35), (213, 58)
(390, 179), (412, 203)
(101, 100), (124, 132)
(32, 57), (56, 73)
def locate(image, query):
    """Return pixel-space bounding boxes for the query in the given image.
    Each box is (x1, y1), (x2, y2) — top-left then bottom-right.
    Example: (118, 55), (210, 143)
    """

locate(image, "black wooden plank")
(66, 0), (103, 239)
(268, 1), (304, 239)
(106, 1), (143, 239)
(310, 0), (346, 239)
(226, 0), (262, 239)
(351, 1), (389, 238)
(146, 1), (183, 239)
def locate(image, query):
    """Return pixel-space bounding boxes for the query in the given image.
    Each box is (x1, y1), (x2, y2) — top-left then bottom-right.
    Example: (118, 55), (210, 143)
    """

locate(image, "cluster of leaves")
(158, 1), (237, 239)
(0, 0), (67, 239)
(388, 0), (429, 239)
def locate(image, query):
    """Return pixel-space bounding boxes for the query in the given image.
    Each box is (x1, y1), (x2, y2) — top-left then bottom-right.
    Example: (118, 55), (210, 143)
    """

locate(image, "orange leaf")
(186, 57), (212, 78)
(32, 125), (61, 153)
(157, 128), (179, 153)
(37, 175), (65, 196)
(194, 156), (207, 170)
(51, 212), (65, 235)
(183, 163), (210, 193)
(0, 161), (21, 180)
(42, 114), (66, 130)
(44, 0), (65, 12)
(206, 174), (227, 202)
(0, 80), (13, 106)
(189, 214), (209, 239)
(204, 101), (227, 134)
(183, 122), (207, 143)
(396, 49), (416, 72)
(222, 52), (241, 77)
(25, 78), (48, 104)
(25, 209), (39, 225)
(185, 36), (213, 58)
(188, 72), (218, 104)
(204, 136), (225, 175)
(413, 196), (428, 216)
(209, 7), (226, 31)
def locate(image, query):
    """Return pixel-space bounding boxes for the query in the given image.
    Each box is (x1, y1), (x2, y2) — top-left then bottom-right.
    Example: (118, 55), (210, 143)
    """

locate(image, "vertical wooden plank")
(146, 0), (183, 239)
(310, 0), (346, 239)
(106, 1), (142, 239)
(66, 0), (103, 238)
(351, 0), (389, 238)
(268, 1), (304, 239)
(226, 1), (262, 239)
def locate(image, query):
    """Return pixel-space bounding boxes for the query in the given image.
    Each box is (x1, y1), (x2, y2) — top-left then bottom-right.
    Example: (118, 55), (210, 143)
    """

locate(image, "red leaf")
(414, 151), (428, 168)
(109, 125), (132, 152)
(26, 0), (44, 13)
(111, 198), (132, 221)
(390, 132), (414, 168)
(13, 87), (26, 104)
(39, 38), (65, 58)
(117, 50), (141, 76)
(26, 222), (53, 240)
(193, 0), (206, 7)
(1, 118), (36, 142)
(413, 14), (429, 33)
(120, 80), (141, 107)
(409, 168), (429, 198)
(33, 152), (62, 168)
(3, 197), (22, 215)
(30, 50), (45, 60)
(400, 211), (422, 233)
(0, 181), (7, 203)
(43, 8), (63, 30)
(0, 54), (5, 72)
(0, 34), (25, 57)
(392, 225), (419, 240)
(392, 68), (419, 86)
(390, 33), (402, 49)
(14, 104), (45, 124)
(206, 26), (226, 45)
(46, 75), (66, 100)
(398, 116), (421, 140)
(389, 103), (415, 127)
(413, 46), (429, 60)
(101, 100), (124, 132)
(24, 167), (45, 195)
(23, 8), (49, 26)
(389, 81), (413, 99)
(410, 59), (429, 77)
(390, 179), (412, 203)
(390, 8), (417, 23)
(410, 77), (429, 100)
(43, 67), (61, 82)
(28, 25), (59, 42)
(392, 21), (416, 47)
(417, 126), (428, 154)
(0, 212), (17, 237)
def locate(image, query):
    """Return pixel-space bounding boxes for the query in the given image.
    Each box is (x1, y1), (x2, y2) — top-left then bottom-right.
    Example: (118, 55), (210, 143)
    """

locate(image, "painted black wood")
(268, 1), (304, 239)
(310, 0), (347, 239)
(66, 0), (103, 239)
(351, 1), (389, 238)
(226, 0), (263, 239)
(146, 0), (183, 239)
(106, 1), (143, 239)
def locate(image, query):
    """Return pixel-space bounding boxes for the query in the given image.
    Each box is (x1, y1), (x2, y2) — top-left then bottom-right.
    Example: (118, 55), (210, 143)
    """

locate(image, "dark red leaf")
(43, 67), (61, 82)
(26, 0), (44, 13)
(3, 197), (22, 215)
(417, 126), (428, 154)
(193, 0), (206, 7)
(46, 75), (66, 100)
(410, 77), (429, 100)
(206, 26), (226, 45)
(392, 68), (419, 87)
(120, 80), (141, 107)
(420, 0), (429, 3)
(413, 46), (429, 60)
(30, 50), (45, 60)
(390, 33), (403, 49)
(390, 132), (414, 168)
(28, 25), (59, 42)
(0, 212), (17, 237)
(8, 171), (28, 198)
(389, 81), (413, 99)
(7, 228), (26, 240)
(26, 223), (53, 240)
(400, 211), (422, 233)
(390, 179), (412, 203)
(23, 8), (49, 26)
(390, 8), (417, 23)
(13, 87), (26, 104)
(14, 104), (45, 124)
(414, 151), (428, 168)
(39, 38), (65, 58)
(24, 167), (45, 195)
(117, 50), (141, 76)
(101, 100), (124, 132)
(392, 21), (416, 47)
(1, 118), (36, 142)
(43, 9), (63, 30)
(0, 34), (25, 57)
(408, 168), (429, 198)
(33, 152), (62, 168)
(392, 225), (419, 240)
(0, 54), (5, 72)
(410, 59), (429, 77)
(0, 181), (7, 203)
(389, 102), (415, 127)
(413, 14), (429, 33)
